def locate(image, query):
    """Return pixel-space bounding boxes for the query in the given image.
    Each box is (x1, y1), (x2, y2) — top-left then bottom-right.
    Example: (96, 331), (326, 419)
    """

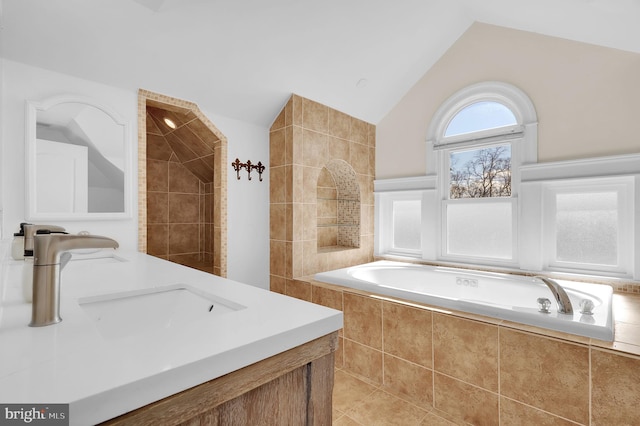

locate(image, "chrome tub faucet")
(29, 233), (119, 327)
(536, 276), (574, 315)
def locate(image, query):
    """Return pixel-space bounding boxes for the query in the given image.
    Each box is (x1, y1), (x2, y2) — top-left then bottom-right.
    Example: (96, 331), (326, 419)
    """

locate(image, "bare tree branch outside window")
(449, 145), (511, 199)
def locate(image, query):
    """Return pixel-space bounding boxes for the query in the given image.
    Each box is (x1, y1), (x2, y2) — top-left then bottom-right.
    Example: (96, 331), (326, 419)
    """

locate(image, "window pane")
(447, 202), (512, 259)
(556, 193), (618, 265)
(450, 145), (511, 199)
(445, 101), (517, 137)
(392, 200), (421, 250)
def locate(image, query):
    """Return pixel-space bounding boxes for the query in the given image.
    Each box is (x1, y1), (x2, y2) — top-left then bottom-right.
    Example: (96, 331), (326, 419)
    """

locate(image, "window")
(427, 82), (538, 266)
(375, 81), (639, 279)
(543, 178), (634, 275)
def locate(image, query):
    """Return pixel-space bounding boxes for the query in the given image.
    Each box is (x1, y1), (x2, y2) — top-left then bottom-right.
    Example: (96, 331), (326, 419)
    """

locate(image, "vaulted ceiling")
(1, 0), (639, 127)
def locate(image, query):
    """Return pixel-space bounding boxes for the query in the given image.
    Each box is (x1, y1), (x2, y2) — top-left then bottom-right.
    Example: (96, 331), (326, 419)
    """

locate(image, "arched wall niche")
(317, 159), (360, 251)
(137, 89), (228, 277)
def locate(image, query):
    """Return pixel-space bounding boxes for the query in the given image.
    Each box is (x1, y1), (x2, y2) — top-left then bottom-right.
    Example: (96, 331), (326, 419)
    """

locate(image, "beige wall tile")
(500, 397), (577, 426)
(302, 97), (328, 133)
(270, 240), (287, 278)
(147, 159), (169, 191)
(350, 117), (368, 145)
(328, 136), (350, 162)
(270, 107), (285, 131)
(592, 349), (640, 425)
(303, 129), (329, 168)
(349, 142), (369, 175)
(500, 329), (589, 424)
(302, 166), (320, 203)
(286, 279), (312, 302)
(328, 108), (351, 140)
(312, 284), (343, 311)
(434, 373), (499, 426)
(269, 128), (286, 167)
(270, 203), (286, 241)
(383, 302), (433, 368)
(147, 224), (168, 256)
(383, 354), (433, 409)
(344, 293), (382, 349)
(269, 166), (286, 203)
(168, 223), (200, 254)
(343, 339), (383, 385)
(433, 314), (499, 392)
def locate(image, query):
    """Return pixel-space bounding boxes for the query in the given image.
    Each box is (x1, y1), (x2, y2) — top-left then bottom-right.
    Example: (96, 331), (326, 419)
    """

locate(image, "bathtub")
(314, 260), (614, 341)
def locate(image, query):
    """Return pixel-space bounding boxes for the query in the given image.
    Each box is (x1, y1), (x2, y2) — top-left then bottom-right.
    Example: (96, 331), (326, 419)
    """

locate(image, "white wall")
(376, 23), (640, 179)
(0, 60), (270, 288)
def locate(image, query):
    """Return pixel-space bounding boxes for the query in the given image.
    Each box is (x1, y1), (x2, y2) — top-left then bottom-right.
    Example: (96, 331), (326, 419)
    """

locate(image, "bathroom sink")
(79, 284), (245, 339)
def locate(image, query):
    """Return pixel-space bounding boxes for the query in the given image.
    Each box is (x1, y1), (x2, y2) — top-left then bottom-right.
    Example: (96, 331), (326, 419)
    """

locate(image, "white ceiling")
(1, 0), (639, 127)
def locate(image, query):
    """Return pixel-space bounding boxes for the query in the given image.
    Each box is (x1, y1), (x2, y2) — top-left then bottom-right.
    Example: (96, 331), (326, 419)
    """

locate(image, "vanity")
(0, 245), (342, 425)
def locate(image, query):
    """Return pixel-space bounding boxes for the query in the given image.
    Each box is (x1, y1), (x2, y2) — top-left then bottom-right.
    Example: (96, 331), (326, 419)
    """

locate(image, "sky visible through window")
(445, 101), (517, 137)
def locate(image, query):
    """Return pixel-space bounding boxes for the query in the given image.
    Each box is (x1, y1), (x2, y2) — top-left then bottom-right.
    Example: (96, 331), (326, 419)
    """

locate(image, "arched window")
(426, 82), (538, 265)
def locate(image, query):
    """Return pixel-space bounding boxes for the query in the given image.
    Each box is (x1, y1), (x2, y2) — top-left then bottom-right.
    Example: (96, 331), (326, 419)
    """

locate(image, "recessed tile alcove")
(269, 94), (375, 294)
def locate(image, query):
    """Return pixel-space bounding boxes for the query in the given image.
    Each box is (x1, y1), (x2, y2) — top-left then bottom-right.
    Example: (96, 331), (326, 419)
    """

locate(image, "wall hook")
(231, 158), (267, 181)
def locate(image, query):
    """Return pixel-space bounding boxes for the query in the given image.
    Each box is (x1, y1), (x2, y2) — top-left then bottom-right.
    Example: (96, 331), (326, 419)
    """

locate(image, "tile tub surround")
(281, 278), (640, 425)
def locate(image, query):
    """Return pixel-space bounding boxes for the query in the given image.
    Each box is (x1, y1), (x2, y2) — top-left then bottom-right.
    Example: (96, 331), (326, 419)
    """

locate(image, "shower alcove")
(317, 160), (360, 251)
(138, 90), (227, 277)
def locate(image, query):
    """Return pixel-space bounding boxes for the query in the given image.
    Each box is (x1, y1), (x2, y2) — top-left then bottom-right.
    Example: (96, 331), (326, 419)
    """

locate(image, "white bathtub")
(314, 260), (614, 341)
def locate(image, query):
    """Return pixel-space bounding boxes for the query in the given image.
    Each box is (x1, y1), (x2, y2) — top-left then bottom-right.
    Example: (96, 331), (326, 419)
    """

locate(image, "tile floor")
(332, 368), (460, 426)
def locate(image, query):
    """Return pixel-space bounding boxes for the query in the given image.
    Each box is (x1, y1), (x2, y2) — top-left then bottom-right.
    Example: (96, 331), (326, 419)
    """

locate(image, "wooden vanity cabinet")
(102, 332), (337, 426)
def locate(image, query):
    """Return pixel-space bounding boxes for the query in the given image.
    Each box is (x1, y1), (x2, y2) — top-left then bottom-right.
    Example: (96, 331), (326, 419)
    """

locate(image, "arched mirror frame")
(137, 89), (228, 278)
(25, 95), (132, 220)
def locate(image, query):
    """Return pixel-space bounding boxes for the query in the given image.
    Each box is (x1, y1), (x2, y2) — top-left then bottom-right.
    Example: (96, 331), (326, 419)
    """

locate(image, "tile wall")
(140, 90), (226, 276)
(287, 279), (640, 425)
(269, 95), (375, 291)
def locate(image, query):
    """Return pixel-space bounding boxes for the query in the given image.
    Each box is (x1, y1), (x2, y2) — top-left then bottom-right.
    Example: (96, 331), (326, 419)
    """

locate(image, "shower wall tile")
(349, 117), (368, 145)
(270, 203), (286, 241)
(147, 224), (168, 256)
(270, 166), (286, 203)
(328, 108), (351, 140)
(302, 130), (329, 168)
(147, 134), (173, 161)
(500, 329), (589, 425)
(434, 373), (499, 426)
(147, 159), (168, 192)
(169, 162), (200, 193)
(147, 192), (168, 224)
(168, 223), (200, 254)
(591, 348), (640, 425)
(433, 314), (499, 392)
(383, 302), (433, 368)
(169, 193), (200, 223)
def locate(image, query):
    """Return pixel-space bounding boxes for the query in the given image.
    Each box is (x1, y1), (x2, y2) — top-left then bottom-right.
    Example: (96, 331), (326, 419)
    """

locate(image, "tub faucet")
(535, 276), (573, 315)
(29, 233), (119, 327)
(23, 224), (66, 257)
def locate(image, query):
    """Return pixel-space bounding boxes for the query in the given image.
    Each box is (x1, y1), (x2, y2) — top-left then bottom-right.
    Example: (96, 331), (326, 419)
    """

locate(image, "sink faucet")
(29, 233), (119, 327)
(535, 276), (574, 315)
(23, 224), (66, 257)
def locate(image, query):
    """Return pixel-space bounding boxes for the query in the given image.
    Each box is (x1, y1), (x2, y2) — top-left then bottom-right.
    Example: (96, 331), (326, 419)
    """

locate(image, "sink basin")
(79, 284), (245, 339)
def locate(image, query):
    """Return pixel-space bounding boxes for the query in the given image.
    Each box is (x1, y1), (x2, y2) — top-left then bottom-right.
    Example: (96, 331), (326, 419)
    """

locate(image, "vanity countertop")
(0, 249), (343, 426)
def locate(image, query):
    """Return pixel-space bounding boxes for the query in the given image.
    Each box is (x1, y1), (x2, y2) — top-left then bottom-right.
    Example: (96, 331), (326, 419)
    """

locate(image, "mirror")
(25, 96), (131, 220)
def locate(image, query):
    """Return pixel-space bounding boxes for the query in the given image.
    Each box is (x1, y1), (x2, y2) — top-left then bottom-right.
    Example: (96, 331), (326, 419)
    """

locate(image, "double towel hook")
(231, 158), (266, 181)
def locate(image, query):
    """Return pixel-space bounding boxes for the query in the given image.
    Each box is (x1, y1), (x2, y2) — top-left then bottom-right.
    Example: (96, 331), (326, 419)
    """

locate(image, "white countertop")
(0, 249), (343, 425)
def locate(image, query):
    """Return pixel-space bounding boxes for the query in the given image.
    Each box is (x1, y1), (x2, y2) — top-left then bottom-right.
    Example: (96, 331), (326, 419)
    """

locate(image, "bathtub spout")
(535, 276), (573, 315)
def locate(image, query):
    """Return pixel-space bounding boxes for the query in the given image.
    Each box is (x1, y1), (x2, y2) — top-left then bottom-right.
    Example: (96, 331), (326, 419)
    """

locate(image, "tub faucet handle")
(535, 276), (574, 315)
(537, 297), (552, 314)
(579, 299), (595, 315)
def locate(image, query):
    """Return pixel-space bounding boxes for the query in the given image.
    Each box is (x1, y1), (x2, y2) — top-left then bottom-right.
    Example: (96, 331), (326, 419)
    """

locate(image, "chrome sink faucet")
(29, 234), (119, 327)
(536, 276), (574, 315)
